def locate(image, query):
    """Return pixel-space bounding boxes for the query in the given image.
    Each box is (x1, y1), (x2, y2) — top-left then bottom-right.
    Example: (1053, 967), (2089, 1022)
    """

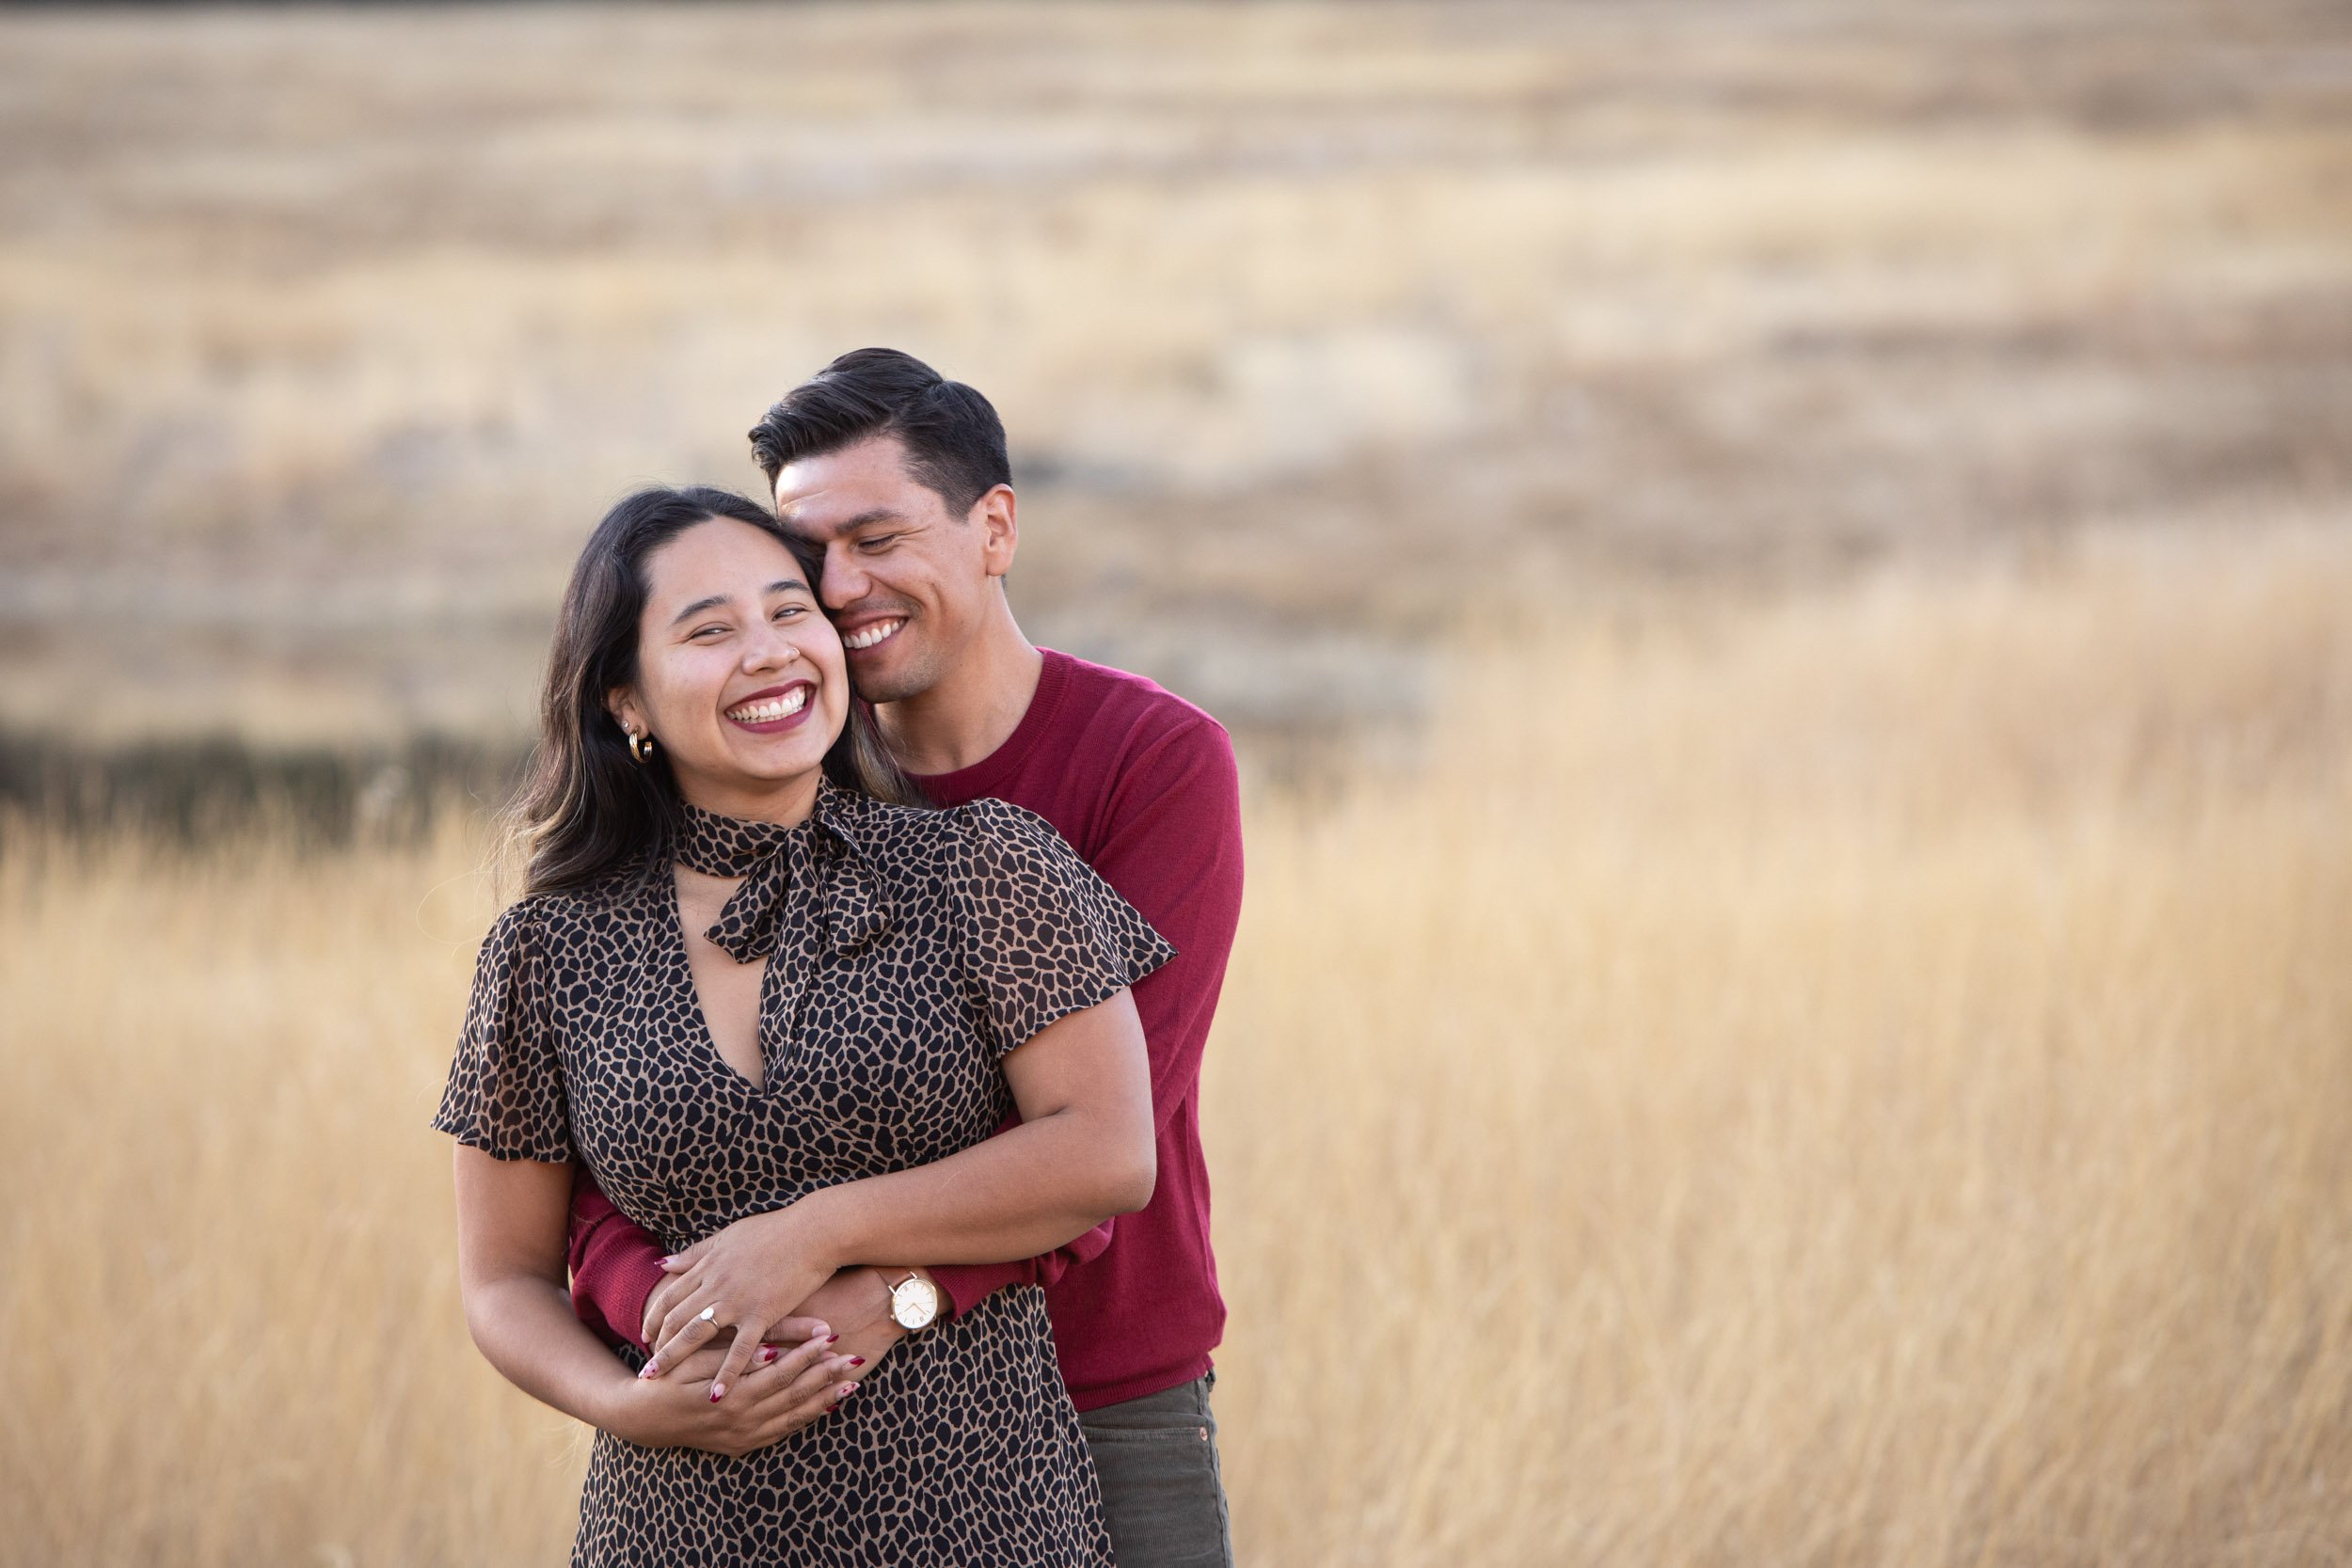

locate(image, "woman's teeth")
(844, 618), (905, 651)
(725, 688), (809, 722)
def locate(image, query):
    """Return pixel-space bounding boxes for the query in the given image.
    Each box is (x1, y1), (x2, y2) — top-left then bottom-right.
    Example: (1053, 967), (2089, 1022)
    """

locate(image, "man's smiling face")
(771, 433), (1005, 705)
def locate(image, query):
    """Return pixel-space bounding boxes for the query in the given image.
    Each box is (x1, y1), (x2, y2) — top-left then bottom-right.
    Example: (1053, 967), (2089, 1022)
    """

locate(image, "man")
(566, 348), (1244, 1566)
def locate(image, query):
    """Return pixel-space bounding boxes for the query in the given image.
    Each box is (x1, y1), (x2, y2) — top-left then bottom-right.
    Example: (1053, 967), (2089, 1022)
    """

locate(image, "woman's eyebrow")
(669, 579), (809, 627)
(668, 593), (733, 627)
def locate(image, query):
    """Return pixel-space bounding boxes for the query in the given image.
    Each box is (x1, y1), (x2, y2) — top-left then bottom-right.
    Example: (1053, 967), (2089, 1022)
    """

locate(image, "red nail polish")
(839, 1384), (859, 1400)
(709, 1386), (725, 1402)
(826, 1335), (840, 1344)
(759, 1347), (778, 1365)
(640, 1359), (660, 1378)
(848, 1357), (866, 1368)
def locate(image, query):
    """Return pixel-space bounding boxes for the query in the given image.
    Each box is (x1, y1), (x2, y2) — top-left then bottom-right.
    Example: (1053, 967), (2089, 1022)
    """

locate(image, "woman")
(433, 485), (1171, 1565)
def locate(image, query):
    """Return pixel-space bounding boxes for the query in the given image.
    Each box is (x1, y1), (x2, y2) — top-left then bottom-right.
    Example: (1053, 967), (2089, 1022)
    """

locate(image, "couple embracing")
(433, 349), (1243, 1566)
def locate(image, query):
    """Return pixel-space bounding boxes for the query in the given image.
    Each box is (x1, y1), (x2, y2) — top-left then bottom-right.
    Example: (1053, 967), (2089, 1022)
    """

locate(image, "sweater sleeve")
(567, 1175), (670, 1355)
(932, 716), (1245, 1318)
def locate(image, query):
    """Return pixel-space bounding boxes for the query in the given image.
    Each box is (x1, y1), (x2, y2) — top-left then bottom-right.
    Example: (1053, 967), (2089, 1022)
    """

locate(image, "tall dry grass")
(4, 520), (2348, 1565)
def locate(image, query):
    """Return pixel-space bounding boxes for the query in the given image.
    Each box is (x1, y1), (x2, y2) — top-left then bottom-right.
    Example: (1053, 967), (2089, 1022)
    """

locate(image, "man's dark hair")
(748, 348), (1011, 516)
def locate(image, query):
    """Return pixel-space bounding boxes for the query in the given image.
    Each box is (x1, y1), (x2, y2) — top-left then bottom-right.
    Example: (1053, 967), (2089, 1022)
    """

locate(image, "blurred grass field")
(6, 2), (2351, 1561)
(5, 0), (2349, 742)
(5, 518), (2347, 1566)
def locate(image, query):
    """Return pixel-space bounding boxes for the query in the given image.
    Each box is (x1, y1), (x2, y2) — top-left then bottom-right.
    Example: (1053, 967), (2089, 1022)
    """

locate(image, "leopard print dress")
(432, 780), (1174, 1567)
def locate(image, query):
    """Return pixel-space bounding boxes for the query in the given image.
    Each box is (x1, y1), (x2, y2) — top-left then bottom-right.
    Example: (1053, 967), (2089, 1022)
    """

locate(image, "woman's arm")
(452, 1147), (862, 1452)
(642, 987), (1154, 1390)
(814, 987), (1158, 1257)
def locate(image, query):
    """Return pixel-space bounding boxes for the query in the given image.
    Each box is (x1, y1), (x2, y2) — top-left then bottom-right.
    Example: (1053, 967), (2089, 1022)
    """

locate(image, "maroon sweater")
(567, 648), (1245, 1412)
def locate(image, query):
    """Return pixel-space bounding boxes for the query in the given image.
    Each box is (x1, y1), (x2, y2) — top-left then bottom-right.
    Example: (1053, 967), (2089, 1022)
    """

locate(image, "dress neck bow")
(673, 782), (892, 962)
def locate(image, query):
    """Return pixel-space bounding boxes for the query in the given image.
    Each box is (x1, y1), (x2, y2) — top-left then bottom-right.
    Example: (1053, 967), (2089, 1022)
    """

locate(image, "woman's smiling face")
(606, 515), (849, 820)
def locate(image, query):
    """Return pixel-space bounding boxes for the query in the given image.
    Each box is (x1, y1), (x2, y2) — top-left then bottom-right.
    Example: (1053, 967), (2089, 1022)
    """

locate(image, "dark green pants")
(1078, 1372), (1235, 1568)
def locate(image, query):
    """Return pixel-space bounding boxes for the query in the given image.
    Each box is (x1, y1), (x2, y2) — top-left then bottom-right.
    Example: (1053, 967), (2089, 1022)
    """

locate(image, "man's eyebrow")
(667, 579), (808, 627)
(786, 506), (909, 533)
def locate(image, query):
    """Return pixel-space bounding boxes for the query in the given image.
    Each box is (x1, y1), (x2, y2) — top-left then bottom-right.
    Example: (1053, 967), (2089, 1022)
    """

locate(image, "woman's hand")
(642, 1202), (845, 1397)
(608, 1332), (865, 1457)
(649, 1264), (908, 1405)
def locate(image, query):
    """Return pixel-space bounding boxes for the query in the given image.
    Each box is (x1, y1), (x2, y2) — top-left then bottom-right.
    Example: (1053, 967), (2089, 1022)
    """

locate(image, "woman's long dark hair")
(510, 484), (920, 896)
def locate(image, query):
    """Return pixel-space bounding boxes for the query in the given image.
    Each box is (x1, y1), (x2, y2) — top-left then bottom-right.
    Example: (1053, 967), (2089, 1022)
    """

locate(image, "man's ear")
(973, 483), (1018, 579)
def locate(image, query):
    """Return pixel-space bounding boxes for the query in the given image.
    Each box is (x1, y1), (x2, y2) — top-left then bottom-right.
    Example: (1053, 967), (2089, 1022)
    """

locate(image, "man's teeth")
(725, 689), (810, 722)
(844, 619), (905, 651)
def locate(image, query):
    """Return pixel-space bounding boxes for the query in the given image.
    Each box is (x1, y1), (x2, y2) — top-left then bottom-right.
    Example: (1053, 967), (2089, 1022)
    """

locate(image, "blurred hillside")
(2, 0), (2347, 752)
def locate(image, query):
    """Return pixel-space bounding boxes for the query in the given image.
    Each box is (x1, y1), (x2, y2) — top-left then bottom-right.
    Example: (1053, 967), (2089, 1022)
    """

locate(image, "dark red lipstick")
(723, 679), (818, 735)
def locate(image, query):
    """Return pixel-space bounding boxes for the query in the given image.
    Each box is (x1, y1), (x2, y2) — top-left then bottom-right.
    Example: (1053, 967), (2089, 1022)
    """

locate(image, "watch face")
(892, 1276), (940, 1330)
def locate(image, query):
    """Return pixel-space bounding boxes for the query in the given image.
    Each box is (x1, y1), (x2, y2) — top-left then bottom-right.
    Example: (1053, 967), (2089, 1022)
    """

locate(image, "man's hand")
(797, 1267), (912, 1373)
(647, 1268), (908, 1402)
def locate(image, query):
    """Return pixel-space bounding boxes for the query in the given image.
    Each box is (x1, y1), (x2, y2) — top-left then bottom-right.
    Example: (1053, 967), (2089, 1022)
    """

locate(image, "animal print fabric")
(432, 779), (1176, 1567)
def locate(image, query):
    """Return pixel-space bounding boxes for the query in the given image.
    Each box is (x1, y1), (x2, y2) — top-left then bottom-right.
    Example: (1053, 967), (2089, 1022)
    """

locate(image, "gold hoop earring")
(627, 729), (656, 764)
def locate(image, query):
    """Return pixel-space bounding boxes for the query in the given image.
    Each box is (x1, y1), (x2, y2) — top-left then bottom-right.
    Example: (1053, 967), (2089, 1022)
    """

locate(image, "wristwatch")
(881, 1269), (940, 1332)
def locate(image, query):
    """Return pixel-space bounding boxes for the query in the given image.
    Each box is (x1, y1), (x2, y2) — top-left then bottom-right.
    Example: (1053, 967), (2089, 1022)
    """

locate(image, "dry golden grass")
(1219, 521), (2352, 1563)
(5, 519), (2349, 1565)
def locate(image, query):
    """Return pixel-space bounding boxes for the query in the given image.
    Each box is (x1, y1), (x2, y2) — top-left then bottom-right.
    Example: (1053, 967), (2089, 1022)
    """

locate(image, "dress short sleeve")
(951, 797), (1178, 1057)
(431, 899), (573, 1163)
